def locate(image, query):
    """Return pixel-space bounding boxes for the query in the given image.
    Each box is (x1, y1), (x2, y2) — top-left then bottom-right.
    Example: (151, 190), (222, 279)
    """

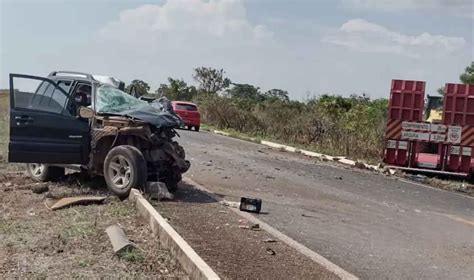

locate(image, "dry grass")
(0, 172), (187, 279)
(0, 90), (8, 163)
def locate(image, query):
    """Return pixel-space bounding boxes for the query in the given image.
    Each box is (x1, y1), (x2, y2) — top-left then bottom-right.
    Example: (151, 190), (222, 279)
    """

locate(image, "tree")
(436, 62), (474, 95)
(264, 89), (290, 102)
(460, 61), (474, 85)
(437, 87), (445, 96)
(156, 78), (197, 101)
(125, 79), (150, 97)
(225, 83), (264, 111)
(193, 67), (231, 94)
(226, 83), (262, 100)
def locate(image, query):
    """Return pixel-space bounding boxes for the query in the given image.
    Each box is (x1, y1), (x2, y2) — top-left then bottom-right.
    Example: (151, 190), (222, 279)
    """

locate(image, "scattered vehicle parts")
(45, 195), (107, 210)
(31, 184), (49, 194)
(220, 200), (240, 208)
(7, 71), (190, 198)
(239, 197), (262, 213)
(266, 248), (276, 255)
(106, 224), (136, 254)
(262, 238), (277, 243)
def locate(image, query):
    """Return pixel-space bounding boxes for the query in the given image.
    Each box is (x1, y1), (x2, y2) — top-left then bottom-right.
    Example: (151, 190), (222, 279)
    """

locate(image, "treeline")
(128, 67), (388, 160)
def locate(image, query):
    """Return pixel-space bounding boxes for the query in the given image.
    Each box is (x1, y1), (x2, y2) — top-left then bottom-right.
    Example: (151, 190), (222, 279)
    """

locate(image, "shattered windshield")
(96, 86), (147, 114)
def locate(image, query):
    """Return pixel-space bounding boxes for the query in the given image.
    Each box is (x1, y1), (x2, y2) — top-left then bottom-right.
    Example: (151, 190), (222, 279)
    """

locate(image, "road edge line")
(182, 177), (359, 280)
(129, 189), (221, 280)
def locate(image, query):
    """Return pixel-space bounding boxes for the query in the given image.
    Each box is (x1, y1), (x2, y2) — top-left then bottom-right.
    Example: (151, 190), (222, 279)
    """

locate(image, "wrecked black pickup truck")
(8, 71), (189, 198)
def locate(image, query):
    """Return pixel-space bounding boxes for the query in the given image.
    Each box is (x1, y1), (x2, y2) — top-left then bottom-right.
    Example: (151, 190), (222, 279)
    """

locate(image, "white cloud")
(99, 0), (272, 45)
(342, 0), (474, 18)
(323, 19), (466, 57)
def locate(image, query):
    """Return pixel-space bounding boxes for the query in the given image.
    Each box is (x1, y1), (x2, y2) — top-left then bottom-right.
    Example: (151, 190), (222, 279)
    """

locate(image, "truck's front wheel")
(26, 163), (64, 182)
(104, 145), (147, 199)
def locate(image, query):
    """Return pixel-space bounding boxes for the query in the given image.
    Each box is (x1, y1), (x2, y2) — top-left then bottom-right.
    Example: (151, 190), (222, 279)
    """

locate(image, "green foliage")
(193, 67), (231, 94)
(125, 79), (150, 97)
(460, 61), (474, 85)
(156, 78), (197, 101)
(264, 89), (290, 102)
(198, 90), (388, 160)
(437, 87), (445, 95)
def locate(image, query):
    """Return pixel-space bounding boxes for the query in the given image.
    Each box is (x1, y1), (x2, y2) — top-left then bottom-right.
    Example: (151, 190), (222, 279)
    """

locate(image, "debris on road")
(145, 182), (174, 200)
(266, 248), (276, 255)
(406, 174), (427, 183)
(334, 176), (343, 180)
(250, 223), (260, 231)
(238, 219), (260, 231)
(32, 184), (49, 194)
(301, 213), (318, 219)
(106, 224), (136, 255)
(45, 195), (107, 210)
(239, 197), (262, 213)
(220, 200), (240, 208)
(262, 238), (277, 243)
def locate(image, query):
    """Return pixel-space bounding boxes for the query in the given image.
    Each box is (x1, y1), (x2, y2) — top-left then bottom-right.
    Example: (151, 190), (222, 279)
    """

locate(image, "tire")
(195, 126), (200, 132)
(26, 163), (65, 182)
(103, 145), (147, 199)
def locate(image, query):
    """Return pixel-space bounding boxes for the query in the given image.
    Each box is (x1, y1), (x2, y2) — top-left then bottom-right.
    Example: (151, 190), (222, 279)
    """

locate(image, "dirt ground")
(0, 170), (187, 279)
(154, 182), (338, 280)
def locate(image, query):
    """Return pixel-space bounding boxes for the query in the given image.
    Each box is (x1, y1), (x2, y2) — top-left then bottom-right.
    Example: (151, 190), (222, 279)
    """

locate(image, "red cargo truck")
(383, 79), (474, 177)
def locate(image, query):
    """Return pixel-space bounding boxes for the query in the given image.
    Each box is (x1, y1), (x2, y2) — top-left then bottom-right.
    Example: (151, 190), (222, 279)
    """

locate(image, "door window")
(11, 75), (71, 115)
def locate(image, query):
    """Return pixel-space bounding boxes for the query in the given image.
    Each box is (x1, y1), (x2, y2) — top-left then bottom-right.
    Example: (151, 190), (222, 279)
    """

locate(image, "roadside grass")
(60, 208), (98, 239)
(109, 201), (133, 217)
(0, 90), (8, 163)
(119, 247), (145, 263)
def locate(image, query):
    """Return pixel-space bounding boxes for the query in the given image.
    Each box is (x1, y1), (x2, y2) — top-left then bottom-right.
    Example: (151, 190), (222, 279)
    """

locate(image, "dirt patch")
(0, 171), (187, 279)
(154, 182), (338, 280)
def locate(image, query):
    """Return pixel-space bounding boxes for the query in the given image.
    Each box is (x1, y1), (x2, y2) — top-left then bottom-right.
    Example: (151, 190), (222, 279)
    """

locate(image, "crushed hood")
(119, 105), (183, 129)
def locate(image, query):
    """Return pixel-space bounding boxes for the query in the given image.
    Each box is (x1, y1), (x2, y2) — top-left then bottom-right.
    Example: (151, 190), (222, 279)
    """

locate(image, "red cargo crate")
(443, 83), (474, 126)
(384, 80), (426, 166)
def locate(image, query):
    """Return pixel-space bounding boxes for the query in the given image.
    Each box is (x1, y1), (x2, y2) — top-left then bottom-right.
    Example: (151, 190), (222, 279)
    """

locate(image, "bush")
(195, 92), (387, 161)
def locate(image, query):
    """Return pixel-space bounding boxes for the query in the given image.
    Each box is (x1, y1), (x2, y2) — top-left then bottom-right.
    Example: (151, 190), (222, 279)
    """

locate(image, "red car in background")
(172, 101), (201, 131)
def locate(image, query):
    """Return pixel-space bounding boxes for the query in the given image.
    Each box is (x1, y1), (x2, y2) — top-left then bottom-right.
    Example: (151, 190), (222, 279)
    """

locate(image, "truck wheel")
(195, 126), (200, 132)
(26, 163), (65, 182)
(104, 145), (147, 199)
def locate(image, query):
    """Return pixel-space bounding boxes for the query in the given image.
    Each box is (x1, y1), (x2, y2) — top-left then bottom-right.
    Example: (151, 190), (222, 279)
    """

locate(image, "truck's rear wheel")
(26, 163), (65, 182)
(104, 145), (147, 199)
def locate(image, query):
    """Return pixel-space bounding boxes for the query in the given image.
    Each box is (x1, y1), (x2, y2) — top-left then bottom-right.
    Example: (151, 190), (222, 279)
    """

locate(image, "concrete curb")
(129, 189), (220, 280)
(212, 129), (379, 171)
(183, 177), (359, 280)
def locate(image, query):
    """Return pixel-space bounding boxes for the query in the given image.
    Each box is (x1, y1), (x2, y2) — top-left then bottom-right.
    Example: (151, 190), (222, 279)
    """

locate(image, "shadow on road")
(174, 181), (218, 204)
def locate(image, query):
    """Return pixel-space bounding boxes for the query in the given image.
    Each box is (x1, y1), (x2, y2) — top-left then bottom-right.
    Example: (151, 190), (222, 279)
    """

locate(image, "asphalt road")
(177, 130), (474, 280)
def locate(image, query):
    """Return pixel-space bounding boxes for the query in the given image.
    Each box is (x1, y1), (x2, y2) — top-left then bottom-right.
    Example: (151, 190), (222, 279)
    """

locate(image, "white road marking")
(183, 177), (359, 280)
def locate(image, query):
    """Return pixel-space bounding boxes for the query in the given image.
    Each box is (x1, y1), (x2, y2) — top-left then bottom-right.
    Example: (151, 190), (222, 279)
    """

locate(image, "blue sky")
(1, 0), (472, 99)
